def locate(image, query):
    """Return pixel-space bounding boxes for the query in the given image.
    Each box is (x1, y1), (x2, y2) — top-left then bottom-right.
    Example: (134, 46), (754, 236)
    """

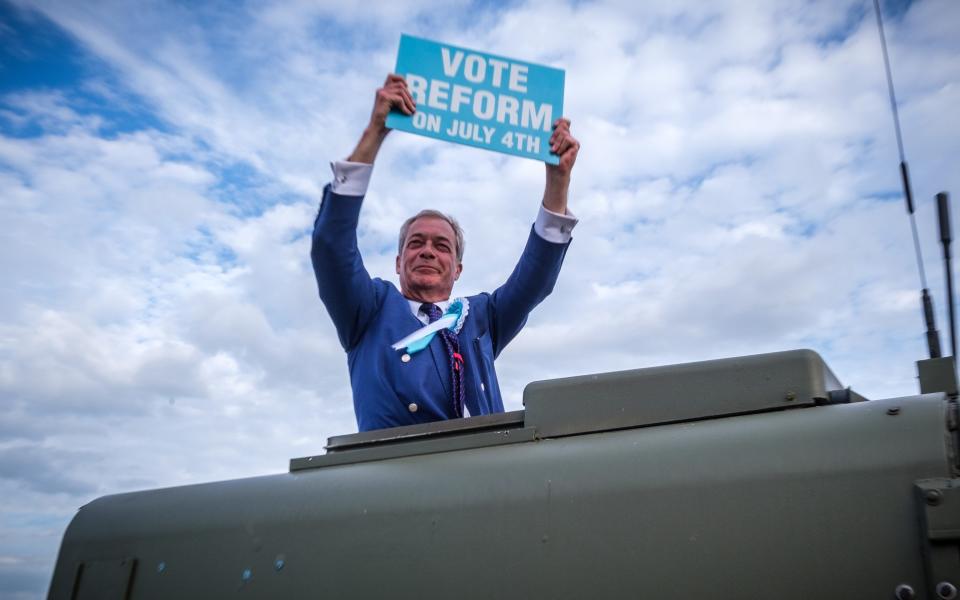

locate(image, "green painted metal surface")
(524, 349), (843, 437)
(47, 351), (960, 599)
(918, 357), (959, 396)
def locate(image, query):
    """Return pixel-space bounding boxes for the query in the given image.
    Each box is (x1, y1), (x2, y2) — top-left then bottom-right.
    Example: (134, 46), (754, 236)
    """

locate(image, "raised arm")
(541, 117), (580, 215)
(488, 118), (581, 355)
(310, 75), (416, 350)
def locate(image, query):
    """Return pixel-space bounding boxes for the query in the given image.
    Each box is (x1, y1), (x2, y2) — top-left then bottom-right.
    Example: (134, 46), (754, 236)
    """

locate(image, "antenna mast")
(938, 192), (957, 357)
(872, 0), (941, 358)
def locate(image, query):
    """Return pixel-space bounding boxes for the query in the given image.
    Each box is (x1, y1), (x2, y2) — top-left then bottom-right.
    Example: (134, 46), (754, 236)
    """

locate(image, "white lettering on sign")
(408, 74), (428, 102)
(488, 58), (508, 87)
(446, 119), (497, 144)
(474, 90), (495, 119)
(464, 54), (485, 82)
(521, 100), (551, 132)
(438, 47), (529, 92)
(501, 131), (540, 153)
(450, 84), (471, 112)
(508, 65), (528, 93)
(405, 74), (552, 132)
(440, 47), (464, 78)
(412, 111), (441, 132)
(497, 95), (519, 126)
(428, 79), (450, 110)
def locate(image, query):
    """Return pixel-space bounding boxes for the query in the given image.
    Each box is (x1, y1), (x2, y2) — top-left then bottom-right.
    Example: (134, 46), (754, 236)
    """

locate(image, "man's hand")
(348, 74), (416, 164)
(369, 74), (416, 134)
(542, 117), (580, 214)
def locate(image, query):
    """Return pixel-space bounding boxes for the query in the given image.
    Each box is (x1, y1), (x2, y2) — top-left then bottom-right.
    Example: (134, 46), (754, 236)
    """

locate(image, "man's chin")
(410, 273), (440, 286)
(404, 275), (453, 300)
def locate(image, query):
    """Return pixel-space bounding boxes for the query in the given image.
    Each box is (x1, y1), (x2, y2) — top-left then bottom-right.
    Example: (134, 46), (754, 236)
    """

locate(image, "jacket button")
(401, 353), (411, 363)
(480, 382), (485, 391)
(408, 403), (418, 413)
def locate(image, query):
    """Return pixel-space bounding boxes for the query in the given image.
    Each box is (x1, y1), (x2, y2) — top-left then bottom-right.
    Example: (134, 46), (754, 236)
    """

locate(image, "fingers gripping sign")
(548, 117), (579, 177)
(348, 74), (416, 163)
(372, 74), (417, 132)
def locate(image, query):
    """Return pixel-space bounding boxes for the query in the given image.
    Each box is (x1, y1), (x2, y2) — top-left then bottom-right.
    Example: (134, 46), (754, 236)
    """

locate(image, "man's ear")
(395, 255), (401, 275)
(454, 262), (463, 280)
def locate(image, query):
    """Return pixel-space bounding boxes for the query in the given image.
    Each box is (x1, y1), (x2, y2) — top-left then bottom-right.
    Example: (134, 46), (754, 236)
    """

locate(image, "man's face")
(396, 216), (463, 302)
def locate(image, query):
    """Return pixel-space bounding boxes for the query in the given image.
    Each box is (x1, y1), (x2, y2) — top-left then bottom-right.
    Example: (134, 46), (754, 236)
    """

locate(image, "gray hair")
(398, 209), (465, 262)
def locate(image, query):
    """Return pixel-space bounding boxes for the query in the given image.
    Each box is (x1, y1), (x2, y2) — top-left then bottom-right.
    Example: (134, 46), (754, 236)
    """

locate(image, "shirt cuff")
(534, 205), (578, 243)
(329, 160), (373, 196)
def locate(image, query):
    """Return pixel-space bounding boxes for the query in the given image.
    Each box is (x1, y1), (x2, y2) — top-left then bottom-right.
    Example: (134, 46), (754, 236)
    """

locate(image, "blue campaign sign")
(385, 34), (565, 164)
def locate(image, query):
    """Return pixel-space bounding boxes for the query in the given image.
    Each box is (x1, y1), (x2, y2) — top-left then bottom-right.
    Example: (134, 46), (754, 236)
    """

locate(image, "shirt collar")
(408, 298), (451, 318)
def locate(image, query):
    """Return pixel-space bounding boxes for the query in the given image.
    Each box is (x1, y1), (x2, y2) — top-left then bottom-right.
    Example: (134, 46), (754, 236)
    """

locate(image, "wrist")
(543, 171), (570, 213)
(347, 125), (390, 163)
(364, 122), (390, 141)
(546, 172), (570, 188)
(545, 172), (570, 196)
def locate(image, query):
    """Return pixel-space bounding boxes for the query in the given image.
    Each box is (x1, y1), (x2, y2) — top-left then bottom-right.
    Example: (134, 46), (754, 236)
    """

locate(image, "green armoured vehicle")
(47, 349), (960, 599)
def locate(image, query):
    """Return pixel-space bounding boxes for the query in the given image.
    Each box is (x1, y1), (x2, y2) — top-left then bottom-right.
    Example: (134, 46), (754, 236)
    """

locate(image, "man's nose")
(419, 244), (436, 257)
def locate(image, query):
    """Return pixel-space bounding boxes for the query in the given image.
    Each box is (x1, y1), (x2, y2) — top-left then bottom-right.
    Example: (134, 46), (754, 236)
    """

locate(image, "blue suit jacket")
(311, 185), (571, 432)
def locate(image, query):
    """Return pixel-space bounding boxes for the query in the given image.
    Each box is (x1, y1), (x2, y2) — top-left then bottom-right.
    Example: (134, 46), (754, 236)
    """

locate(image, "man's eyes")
(407, 239), (451, 252)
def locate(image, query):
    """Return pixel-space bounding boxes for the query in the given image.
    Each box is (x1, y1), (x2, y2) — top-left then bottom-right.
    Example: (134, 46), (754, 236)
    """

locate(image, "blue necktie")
(422, 303), (465, 417)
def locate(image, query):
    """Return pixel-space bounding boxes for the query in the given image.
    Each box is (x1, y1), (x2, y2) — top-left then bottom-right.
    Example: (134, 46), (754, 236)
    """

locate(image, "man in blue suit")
(312, 74), (580, 432)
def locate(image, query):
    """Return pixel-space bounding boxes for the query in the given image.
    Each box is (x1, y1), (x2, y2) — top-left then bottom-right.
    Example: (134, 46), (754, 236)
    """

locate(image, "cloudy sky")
(1, 0), (958, 596)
